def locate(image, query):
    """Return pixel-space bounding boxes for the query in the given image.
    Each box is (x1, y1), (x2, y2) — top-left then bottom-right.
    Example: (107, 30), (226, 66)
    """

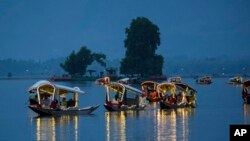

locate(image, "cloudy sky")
(0, 0), (249, 60)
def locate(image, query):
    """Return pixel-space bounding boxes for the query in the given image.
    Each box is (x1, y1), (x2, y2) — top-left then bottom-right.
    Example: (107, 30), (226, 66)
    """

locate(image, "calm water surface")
(0, 78), (249, 141)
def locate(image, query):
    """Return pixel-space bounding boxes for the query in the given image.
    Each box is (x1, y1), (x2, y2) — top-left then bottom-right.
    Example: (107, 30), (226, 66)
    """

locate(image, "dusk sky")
(0, 0), (249, 60)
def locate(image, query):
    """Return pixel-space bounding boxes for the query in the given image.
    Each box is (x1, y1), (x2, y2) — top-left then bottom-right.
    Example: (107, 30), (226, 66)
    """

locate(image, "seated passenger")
(177, 92), (183, 103)
(67, 98), (75, 107)
(41, 95), (51, 107)
(61, 97), (67, 109)
(50, 99), (58, 109)
(187, 91), (196, 103)
(151, 91), (157, 98)
(139, 93), (147, 106)
(167, 94), (177, 104)
(112, 93), (120, 103)
(177, 92), (187, 105)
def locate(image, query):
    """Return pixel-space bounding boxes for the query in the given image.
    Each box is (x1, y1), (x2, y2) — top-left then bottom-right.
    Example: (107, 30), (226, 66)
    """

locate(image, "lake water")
(0, 78), (249, 141)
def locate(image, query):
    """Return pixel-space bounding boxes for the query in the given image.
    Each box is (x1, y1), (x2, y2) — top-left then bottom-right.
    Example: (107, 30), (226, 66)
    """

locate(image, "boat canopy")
(108, 82), (142, 95)
(28, 80), (85, 95)
(200, 76), (211, 79)
(229, 76), (243, 81)
(141, 81), (158, 90)
(174, 83), (197, 93)
(118, 78), (130, 82)
(141, 81), (158, 86)
(157, 83), (176, 94)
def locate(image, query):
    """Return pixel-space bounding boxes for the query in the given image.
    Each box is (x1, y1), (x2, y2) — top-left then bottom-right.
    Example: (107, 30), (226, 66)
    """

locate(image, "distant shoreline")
(0, 75), (249, 81)
(0, 77), (49, 80)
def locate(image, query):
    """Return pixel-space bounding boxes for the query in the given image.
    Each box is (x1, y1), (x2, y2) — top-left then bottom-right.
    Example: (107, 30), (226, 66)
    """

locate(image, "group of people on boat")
(29, 93), (76, 110)
(159, 90), (195, 106)
(141, 80), (197, 109)
(144, 88), (157, 100)
(167, 92), (187, 105)
(111, 91), (147, 108)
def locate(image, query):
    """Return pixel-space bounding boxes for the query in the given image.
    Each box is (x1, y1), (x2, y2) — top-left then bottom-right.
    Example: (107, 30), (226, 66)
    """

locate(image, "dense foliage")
(60, 46), (106, 76)
(120, 17), (163, 76)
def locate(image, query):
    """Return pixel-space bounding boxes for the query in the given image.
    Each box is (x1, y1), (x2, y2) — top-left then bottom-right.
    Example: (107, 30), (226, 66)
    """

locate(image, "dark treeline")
(0, 56), (249, 77)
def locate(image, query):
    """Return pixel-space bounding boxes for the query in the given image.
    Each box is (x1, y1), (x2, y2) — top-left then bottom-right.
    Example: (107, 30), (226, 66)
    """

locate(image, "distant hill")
(164, 55), (249, 77)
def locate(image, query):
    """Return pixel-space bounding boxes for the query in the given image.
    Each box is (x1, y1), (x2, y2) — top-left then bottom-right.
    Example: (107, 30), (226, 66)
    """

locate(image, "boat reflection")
(33, 115), (79, 141)
(155, 108), (195, 141)
(105, 111), (141, 141)
(105, 108), (195, 141)
(243, 104), (250, 124)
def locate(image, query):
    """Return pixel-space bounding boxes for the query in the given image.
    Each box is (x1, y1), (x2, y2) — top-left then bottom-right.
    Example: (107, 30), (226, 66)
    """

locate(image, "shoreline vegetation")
(0, 56), (248, 79)
(0, 74), (249, 81)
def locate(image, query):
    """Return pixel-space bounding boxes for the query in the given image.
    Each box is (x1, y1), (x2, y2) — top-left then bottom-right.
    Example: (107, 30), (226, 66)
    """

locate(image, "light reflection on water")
(32, 116), (79, 141)
(105, 106), (195, 141)
(243, 104), (250, 124)
(155, 108), (194, 141)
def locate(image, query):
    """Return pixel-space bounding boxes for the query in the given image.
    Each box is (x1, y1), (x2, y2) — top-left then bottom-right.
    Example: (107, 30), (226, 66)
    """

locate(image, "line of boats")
(164, 75), (243, 85)
(28, 78), (197, 116)
(96, 75), (213, 85)
(101, 79), (197, 111)
(28, 75), (250, 116)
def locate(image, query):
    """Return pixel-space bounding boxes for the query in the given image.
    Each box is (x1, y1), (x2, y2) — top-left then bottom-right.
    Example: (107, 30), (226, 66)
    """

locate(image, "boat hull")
(104, 104), (145, 111)
(196, 81), (212, 84)
(29, 105), (100, 116)
(160, 101), (195, 109)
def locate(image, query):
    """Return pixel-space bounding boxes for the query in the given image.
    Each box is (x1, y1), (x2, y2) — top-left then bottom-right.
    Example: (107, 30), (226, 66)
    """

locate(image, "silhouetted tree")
(60, 46), (106, 76)
(120, 17), (163, 76)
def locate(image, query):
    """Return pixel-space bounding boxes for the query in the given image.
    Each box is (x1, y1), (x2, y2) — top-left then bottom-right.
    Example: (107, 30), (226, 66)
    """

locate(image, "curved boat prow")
(81, 104), (100, 114)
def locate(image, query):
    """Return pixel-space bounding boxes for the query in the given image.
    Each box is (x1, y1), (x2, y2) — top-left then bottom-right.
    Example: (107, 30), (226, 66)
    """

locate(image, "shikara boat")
(242, 80), (250, 104)
(157, 82), (196, 109)
(141, 81), (159, 102)
(196, 76), (212, 84)
(104, 82), (147, 111)
(168, 76), (182, 83)
(227, 76), (243, 85)
(174, 82), (197, 108)
(117, 77), (141, 85)
(28, 80), (99, 116)
(95, 77), (110, 85)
